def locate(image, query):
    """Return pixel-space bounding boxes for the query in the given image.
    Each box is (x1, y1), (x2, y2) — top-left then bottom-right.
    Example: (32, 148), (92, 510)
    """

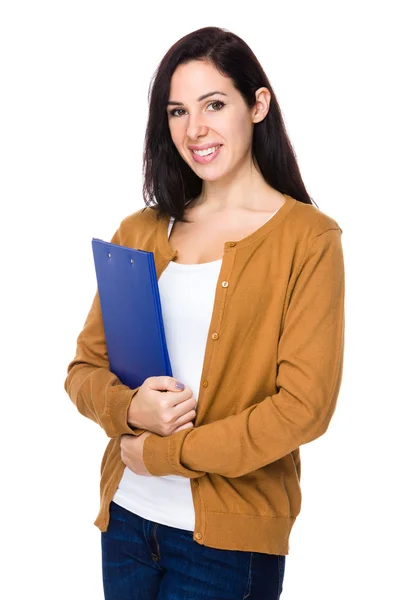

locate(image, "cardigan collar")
(157, 193), (297, 261)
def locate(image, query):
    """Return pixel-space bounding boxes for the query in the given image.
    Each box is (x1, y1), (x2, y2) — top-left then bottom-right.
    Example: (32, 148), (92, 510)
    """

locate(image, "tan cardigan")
(64, 194), (345, 555)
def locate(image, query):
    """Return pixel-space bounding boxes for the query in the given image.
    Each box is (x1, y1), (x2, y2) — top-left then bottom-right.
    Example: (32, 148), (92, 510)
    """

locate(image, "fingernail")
(175, 381), (185, 390)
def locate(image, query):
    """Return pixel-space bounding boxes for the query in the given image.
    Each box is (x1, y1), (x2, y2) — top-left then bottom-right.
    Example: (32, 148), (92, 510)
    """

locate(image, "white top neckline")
(167, 206), (281, 267)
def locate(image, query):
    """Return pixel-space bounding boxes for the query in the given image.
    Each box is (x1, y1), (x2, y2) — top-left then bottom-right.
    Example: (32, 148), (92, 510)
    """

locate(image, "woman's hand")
(127, 376), (197, 436)
(120, 431), (153, 476)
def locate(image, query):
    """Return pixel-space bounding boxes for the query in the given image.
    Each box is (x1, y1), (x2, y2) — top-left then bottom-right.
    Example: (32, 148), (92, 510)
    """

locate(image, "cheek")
(223, 115), (251, 145)
(236, 114), (253, 138)
(169, 123), (184, 150)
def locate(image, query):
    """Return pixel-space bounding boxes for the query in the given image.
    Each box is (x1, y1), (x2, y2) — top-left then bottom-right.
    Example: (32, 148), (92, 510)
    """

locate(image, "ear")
(252, 87), (271, 123)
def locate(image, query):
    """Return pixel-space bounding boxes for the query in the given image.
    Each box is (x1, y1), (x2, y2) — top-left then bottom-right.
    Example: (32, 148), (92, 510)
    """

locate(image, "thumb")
(147, 376), (185, 392)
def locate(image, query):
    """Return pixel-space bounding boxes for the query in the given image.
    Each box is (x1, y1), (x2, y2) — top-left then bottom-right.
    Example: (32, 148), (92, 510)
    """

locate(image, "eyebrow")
(167, 91), (227, 106)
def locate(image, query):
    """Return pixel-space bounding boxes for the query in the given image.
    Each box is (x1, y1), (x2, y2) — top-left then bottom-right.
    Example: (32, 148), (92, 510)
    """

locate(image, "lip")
(190, 144), (222, 164)
(188, 142), (223, 150)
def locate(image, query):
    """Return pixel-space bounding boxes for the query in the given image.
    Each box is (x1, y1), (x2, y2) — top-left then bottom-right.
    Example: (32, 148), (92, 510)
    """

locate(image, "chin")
(199, 171), (226, 182)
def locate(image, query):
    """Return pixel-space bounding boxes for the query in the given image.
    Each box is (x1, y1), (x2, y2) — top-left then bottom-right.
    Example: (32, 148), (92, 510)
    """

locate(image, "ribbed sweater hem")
(94, 486), (294, 555)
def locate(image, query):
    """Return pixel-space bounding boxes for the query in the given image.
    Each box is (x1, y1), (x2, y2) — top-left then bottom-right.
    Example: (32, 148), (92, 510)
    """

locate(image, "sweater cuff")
(142, 433), (173, 476)
(143, 430), (207, 478)
(106, 385), (144, 437)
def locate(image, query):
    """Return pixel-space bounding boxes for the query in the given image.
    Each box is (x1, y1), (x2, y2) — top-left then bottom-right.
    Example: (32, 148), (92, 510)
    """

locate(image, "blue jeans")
(101, 501), (286, 599)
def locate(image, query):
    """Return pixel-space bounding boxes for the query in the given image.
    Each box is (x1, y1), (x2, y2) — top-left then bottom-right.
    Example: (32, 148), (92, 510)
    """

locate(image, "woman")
(65, 26), (345, 600)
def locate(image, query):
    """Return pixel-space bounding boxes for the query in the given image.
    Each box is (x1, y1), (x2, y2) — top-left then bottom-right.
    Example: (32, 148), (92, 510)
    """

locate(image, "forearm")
(65, 360), (146, 438)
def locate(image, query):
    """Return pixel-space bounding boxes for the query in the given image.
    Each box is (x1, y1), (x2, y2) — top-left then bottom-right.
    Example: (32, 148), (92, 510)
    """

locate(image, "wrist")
(126, 394), (141, 428)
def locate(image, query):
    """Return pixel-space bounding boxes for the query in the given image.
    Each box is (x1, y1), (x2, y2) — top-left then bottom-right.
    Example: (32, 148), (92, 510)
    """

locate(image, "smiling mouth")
(191, 145), (222, 157)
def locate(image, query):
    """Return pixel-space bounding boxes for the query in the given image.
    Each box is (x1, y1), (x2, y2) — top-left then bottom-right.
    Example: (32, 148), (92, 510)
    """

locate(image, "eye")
(169, 100), (225, 118)
(169, 108), (184, 117)
(169, 108), (186, 118)
(207, 100), (225, 112)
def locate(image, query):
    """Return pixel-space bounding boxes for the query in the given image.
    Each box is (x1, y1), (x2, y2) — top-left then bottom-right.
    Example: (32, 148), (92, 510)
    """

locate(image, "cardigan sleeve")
(142, 227), (345, 478)
(64, 226), (146, 439)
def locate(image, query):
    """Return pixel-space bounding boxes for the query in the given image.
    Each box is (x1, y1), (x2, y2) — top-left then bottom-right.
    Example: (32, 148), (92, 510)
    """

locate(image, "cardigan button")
(195, 532), (203, 540)
(211, 332), (219, 340)
(202, 380), (208, 388)
(192, 480), (199, 488)
(221, 281), (229, 287)
(229, 242), (236, 247)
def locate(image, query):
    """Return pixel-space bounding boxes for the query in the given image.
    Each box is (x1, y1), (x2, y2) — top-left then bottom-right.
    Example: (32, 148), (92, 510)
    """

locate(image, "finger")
(172, 398), (196, 420)
(174, 422), (194, 432)
(148, 376), (186, 392)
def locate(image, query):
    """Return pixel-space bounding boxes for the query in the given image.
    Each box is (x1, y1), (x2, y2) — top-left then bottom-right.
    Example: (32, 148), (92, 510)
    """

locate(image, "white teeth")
(192, 145), (220, 157)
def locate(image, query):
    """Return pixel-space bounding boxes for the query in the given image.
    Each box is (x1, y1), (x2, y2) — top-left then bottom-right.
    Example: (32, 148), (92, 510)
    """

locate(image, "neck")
(192, 155), (273, 213)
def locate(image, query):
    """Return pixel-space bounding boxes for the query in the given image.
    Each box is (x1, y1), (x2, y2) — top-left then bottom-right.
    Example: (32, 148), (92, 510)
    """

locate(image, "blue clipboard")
(91, 238), (172, 389)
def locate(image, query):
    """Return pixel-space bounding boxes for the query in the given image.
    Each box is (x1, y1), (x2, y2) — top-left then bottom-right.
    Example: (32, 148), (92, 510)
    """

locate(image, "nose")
(186, 111), (209, 140)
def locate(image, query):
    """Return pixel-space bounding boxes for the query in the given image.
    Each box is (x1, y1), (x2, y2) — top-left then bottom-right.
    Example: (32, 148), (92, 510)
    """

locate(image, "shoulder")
(287, 197), (343, 238)
(119, 205), (159, 230)
(113, 206), (161, 244)
(275, 196), (344, 267)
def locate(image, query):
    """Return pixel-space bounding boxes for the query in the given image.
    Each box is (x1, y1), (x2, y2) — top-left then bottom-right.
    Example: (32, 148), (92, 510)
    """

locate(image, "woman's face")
(166, 60), (268, 182)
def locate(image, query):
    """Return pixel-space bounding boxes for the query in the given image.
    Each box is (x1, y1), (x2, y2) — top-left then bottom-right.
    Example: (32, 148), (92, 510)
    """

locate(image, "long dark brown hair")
(142, 26), (317, 222)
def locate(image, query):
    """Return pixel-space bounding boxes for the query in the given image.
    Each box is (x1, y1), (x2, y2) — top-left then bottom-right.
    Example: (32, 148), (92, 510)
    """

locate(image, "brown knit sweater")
(64, 194), (345, 555)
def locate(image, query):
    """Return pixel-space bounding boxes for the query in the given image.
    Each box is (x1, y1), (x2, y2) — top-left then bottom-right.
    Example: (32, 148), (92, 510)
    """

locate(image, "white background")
(1, 1), (419, 598)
